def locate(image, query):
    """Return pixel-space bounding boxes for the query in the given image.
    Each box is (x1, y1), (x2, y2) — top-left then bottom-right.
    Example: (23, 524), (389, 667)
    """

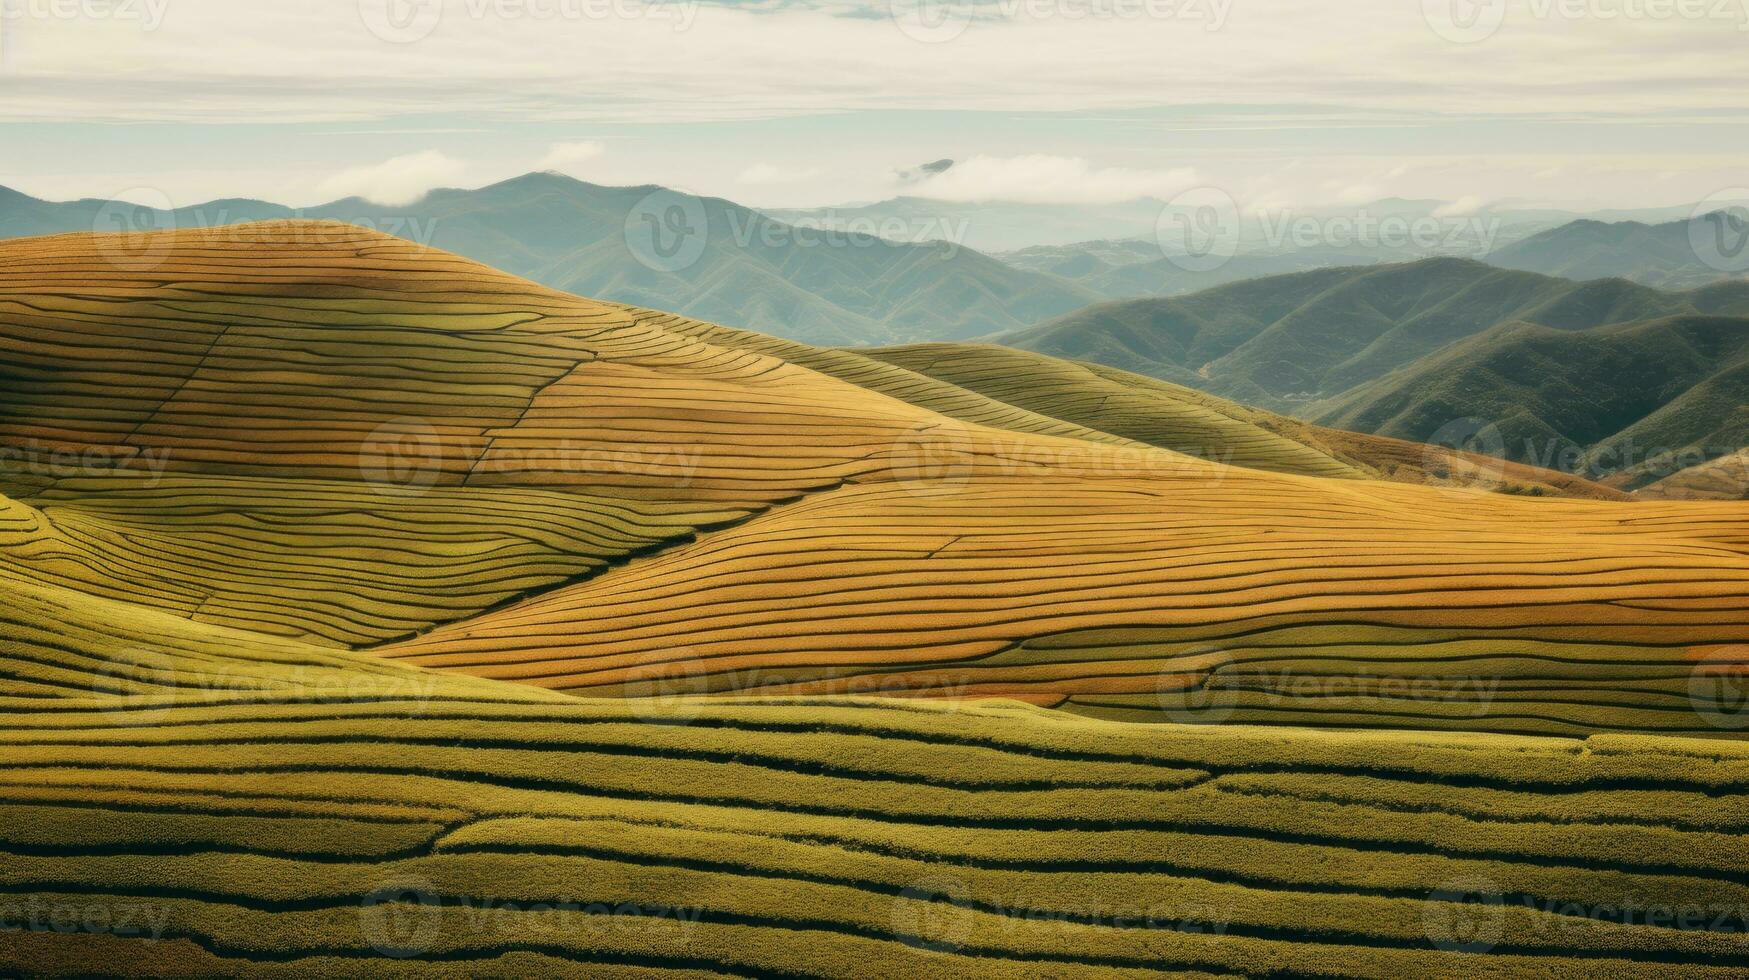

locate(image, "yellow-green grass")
(1640, 450), (1749, 501)
(863, 343), (1629, 499)
(0, 470), (746, 645)
(382, 476), (1749, 736)
(6, 223), (1749, 734)
(0, 222), (1124, 507)
(8, 606), (1749, 977)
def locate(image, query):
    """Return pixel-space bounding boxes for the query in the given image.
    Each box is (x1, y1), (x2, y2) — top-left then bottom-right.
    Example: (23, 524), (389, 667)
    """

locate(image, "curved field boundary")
(0, 473), (747, 645)
(6, 654), (1749, 978)
(6, 223), (1749, 736)
(381, 478), (1749, 734)
(6, 535), (1749, 976)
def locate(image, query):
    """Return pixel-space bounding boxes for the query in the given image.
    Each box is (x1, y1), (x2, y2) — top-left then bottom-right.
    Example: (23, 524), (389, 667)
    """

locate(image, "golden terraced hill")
(6, 222), (1749, 975)
(3, 222), (1749, 734)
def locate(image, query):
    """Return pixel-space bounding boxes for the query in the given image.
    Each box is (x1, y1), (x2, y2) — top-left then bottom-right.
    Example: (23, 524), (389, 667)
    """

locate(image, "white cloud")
(537, 141), (606, 173)
(1432, 195), (1487, 218)
(5, 0), (1747, 211)
(738, 163), (823, 185)
(905, 155), (1198, 204)
(315, 151), (467, 205)
(1334, 183), (1380, 205)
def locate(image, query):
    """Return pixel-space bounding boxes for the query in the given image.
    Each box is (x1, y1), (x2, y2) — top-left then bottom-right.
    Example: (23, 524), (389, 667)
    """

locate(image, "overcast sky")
(1, 0), (1746, 210)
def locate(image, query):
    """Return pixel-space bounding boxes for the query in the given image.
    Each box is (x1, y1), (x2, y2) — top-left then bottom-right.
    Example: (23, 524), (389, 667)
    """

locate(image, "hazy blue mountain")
(1003, 258), (1728, 412)
(761, 196), (1172, 253)
(0, 174), (1097, 347)
(1487, 210), (1749, 289)
(1312, 313), (1749, 489)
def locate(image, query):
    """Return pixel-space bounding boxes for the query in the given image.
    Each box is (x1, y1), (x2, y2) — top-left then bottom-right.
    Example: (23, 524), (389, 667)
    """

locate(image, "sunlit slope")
(384, 473), (1749, 736)
(1640, 449), (1749, 501)
(623, 310), (1150, 452)
(0, 477), (744, 645)
(862, 343), (1626, 498)
(0, 560), (529, 706)
(10, 618), (1749, 977)
(867, 343), (1364, 479)
(0, 222), (1119, 505)
(0, 223), (1166, 642)
(7, 223), (1749, 735)
(612, 317), (1620, 496)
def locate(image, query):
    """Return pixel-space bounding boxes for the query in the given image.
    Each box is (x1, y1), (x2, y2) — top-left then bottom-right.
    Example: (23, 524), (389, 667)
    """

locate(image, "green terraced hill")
(7, 596), (1749, 977)
(1002, 259), (1707, 412)
(6, 220), (1749, 977)
(1313, 314), (1749, 490)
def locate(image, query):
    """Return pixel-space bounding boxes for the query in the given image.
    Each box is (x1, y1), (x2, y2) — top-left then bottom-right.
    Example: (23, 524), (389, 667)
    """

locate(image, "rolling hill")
(1002, 258), (1745, 413)
(5, 222), (1746, 733)
(12, 594), (1749, 976)
(1489, 211), (1749, 290)
(1313, 314), (1749, 491)
(8, 221), (1749, 975)
(0, 174), (1097, 347)
(1641, 448), (1749, 501)
(858, 342), (1626, 498)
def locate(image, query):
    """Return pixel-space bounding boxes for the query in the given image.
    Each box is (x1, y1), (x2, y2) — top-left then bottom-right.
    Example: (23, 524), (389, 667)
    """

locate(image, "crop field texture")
(1640, 449), (1749, 501)
(4, 223), (1749, 735)
(7, 609), (1749, 978)
(7, 223), (1749, 976)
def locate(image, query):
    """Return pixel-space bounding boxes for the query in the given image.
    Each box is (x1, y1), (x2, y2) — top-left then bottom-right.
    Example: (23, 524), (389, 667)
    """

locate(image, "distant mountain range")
(996, 201), (1745, 300)
(1487, 211), (1749, 289)
(771, 194), (1712, 256)
(8, 177), (1746, 491)
(1001, 259), (1749, 488)
(6, 176), (1742, 352)
(1314, 310), (1749, 490)
(0, 174), (1098, 347)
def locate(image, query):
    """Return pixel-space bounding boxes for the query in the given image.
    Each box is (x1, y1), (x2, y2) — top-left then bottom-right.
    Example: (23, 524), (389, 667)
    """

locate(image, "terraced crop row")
(2, 223), (1118, 506)
(383, 477), (1749, 735)
(0, 472), (746, 645)
(861, 343), (1630, 499)
(6, 633), (1749, 977)
(6, 223), (1749, 734)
